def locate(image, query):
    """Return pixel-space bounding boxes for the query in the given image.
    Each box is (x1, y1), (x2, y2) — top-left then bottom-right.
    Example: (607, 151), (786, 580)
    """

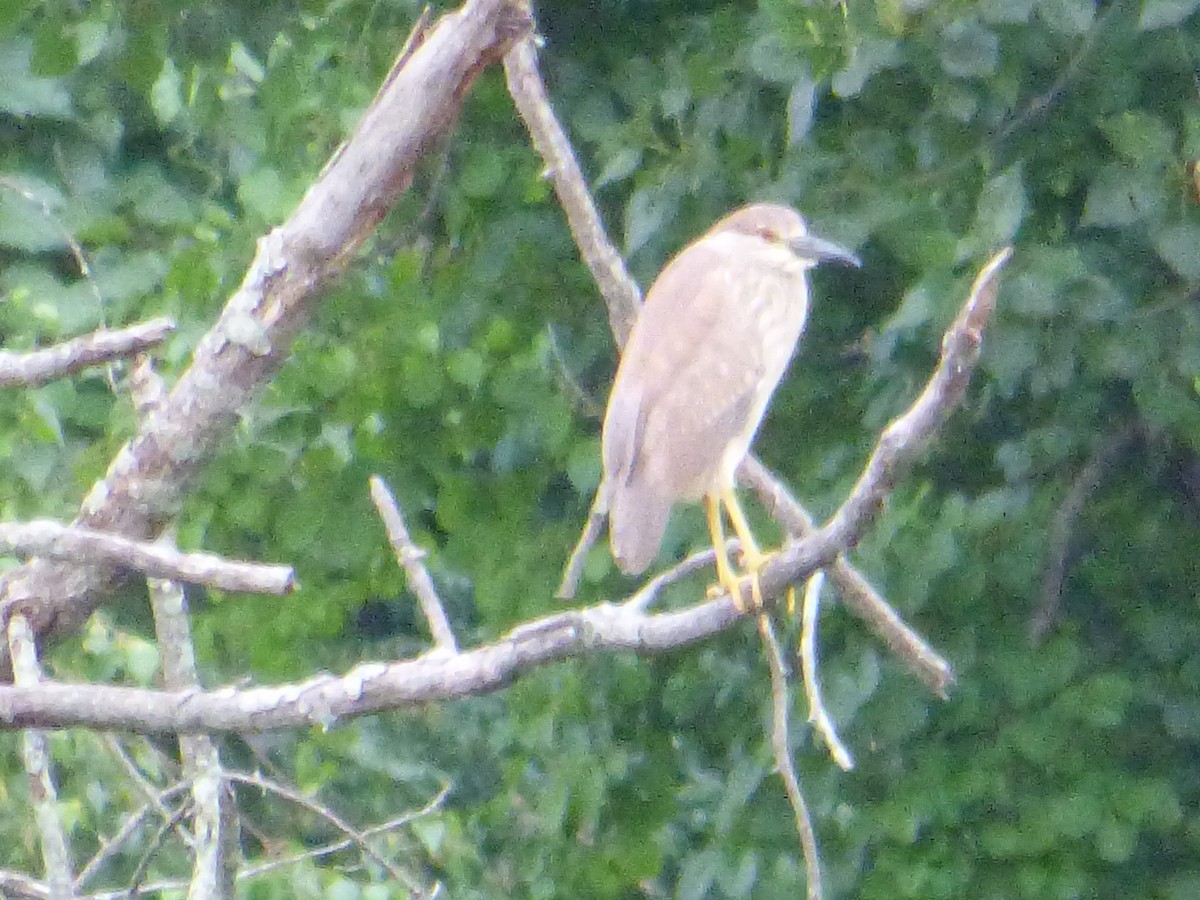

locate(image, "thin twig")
(0, 520), (297, 596)
(369, 476), (457, 653)
(0, 320), (177, 388)
(546, 323), (603, 419)
(237, 781), (450, 882)
(798, 573), (853, 770)
(123, 800), (192, 897)
(622, 543), (734, 612)
(101, 735), (195, 850)
(8, 613), (76, 898)
(74, 782), (191, 890)
(757, 614), (821, 900)
(1030, 423), (1138, 643)
(0, 175), (111, 392)
(556, 490), (608, 599)
(226, 770), (427, 896)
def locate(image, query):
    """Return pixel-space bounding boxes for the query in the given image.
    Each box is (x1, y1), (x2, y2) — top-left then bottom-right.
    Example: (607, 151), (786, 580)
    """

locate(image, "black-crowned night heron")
(602, 203), (859, 608)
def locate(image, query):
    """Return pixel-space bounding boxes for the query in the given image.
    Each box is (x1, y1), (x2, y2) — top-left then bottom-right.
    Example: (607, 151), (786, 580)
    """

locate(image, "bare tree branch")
(755, 249), (1012, 603)
(0, 868), (52, 899)
(623, 543), (735, 612)
(74, 783), (191, 891)
(226, 771), (428, 895)
(798, 572), (853, 771)
(0, 320), (176, 388)
(8, 613), (76, 897)
(757, 614), (821, 900)
(370, 476), (457, 653)
(0, 520), (296, 596)
(236, 781), (450, 882)
(0, 0), (533, 673)
(556, 489), (608, 599)
(504, 35), (641, 346)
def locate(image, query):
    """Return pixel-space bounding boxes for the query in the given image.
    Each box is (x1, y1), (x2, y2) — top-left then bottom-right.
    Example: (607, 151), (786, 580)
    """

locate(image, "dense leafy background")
(1, 0), (1198, 897)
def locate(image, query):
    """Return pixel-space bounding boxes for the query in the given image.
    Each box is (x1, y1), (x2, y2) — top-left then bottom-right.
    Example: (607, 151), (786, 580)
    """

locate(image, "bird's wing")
(614, 238), (770, 498)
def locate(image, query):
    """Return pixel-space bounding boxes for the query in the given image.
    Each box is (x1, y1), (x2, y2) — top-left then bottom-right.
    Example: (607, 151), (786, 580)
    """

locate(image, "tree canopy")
(0, 0), (1198, 897)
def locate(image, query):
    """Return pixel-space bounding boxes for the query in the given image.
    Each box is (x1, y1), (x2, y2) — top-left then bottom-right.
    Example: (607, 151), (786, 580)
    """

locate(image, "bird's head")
(712, 203), (861, 269)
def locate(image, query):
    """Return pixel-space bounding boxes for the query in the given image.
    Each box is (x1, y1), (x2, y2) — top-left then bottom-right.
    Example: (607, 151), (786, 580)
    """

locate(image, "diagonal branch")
(0, 251), (1009, 735)
(756, 249), (1011, 601)
(504, 35), (641, 346)
(0, 0), (533, 672)
(369, 476), (458, 653)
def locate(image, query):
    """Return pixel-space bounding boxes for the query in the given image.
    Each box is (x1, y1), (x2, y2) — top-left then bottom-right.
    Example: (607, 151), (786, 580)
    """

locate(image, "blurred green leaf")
(1154, 223), (1200, 279)
(1138, 0), (1200, 28)
(1038, 0), (1097, 34)
(0, 39), (71, 117)
(939, 20), (999, 78)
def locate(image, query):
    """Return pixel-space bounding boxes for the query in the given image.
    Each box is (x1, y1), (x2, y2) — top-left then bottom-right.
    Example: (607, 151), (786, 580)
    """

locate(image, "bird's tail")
(608, 480), (672, 575)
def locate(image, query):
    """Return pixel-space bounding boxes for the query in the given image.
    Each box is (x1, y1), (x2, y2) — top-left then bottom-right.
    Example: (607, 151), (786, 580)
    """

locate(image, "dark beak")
(789, 233), (861, 268)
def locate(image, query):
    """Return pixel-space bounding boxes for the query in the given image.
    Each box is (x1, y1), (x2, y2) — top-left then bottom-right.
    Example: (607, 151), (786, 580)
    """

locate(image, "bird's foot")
(707, 550), (774, 612)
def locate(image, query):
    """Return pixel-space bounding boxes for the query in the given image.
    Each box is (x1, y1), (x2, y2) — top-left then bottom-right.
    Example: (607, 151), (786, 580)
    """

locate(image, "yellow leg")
(704, 490), (771, 612)
(704, 494), (741, 601)
(720, 485), (764, 567)
(720, 485), (773, 610)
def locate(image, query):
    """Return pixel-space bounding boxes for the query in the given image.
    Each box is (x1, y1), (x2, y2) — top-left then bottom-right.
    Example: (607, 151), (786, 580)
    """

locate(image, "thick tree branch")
(0, 0), (533, 672)
(0, 319), (175, 388)
(0, 253), (1008, 734)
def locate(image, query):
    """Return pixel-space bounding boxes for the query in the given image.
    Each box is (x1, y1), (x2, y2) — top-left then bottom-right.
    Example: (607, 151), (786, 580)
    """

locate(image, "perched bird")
(601, 203), (859, 606)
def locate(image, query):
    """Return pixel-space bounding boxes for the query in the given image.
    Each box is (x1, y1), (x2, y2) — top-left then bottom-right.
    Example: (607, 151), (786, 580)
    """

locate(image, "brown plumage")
(601, 203), (859, 578)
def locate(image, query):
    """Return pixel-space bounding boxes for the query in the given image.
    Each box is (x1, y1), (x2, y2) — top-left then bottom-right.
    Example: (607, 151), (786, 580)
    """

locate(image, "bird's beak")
(788, 233), (861, 268)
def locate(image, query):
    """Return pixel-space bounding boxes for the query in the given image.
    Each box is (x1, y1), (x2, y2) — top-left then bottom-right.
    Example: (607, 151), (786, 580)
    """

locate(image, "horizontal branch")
(0, 319), (176, 388)
(0, 598), (737, 733)
(0, 521), (296, 596)
(0, 249), (1009, 734)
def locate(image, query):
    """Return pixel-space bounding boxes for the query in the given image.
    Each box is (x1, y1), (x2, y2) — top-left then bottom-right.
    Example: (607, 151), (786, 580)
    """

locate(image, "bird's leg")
(704, 494), (744, 604)
(721, 485), (773, 610)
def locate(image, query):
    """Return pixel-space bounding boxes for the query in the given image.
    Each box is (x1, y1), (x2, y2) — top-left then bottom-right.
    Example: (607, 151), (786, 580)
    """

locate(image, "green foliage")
(0, 0), (1198, 896)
